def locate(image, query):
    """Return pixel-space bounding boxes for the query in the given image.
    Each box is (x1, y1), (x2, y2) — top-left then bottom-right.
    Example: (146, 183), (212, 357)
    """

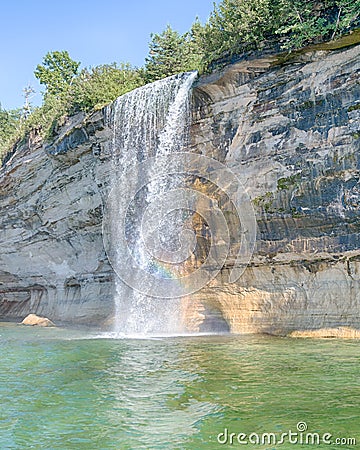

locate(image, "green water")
(0, 323), (359, 449)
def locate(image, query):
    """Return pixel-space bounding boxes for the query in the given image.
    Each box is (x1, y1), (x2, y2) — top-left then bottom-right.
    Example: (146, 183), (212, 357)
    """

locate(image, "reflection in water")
(97, 341), (220, 448)
(0, 324), (359, 449)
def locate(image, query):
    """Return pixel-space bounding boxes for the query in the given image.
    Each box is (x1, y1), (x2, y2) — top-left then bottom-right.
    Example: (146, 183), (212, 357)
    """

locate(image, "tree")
(34, 51), (80, 97)
(201, 0), (279, 64)
(144, 25), (187, 82)
(201, 0), (360, 68)
(183, 18), (206, 73)
(22, 85), (35, 119)
(276, 0), (360, 48)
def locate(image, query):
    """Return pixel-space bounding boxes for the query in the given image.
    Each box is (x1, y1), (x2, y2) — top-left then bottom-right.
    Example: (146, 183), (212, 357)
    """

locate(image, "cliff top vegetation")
(1, 0), (359, 162)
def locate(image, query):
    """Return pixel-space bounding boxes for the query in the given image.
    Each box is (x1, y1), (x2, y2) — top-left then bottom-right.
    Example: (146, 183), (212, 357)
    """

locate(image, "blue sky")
(0, 0), (214, 110)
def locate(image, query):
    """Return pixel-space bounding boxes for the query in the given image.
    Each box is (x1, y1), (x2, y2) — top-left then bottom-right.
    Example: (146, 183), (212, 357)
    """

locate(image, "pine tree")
(144, 25), (187, 83)
(183, 18), (206, 73)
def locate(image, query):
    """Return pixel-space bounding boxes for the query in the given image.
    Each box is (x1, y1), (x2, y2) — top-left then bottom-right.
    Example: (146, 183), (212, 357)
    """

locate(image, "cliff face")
(0, 113), (115, 324)
(186, 40), (360, 334)
(0, 37), (359, 333)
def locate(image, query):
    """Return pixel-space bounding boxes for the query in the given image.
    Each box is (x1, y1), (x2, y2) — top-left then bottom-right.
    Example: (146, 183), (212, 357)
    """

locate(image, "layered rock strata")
(1, 34), (359, 333)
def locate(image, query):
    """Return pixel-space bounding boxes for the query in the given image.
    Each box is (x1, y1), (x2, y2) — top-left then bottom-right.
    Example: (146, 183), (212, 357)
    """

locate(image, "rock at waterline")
(21, 314), (55, 327)
(289, 327), (360, 339)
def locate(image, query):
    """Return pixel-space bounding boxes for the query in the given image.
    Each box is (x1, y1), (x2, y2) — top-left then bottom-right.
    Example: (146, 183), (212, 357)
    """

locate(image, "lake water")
(0, 323), (359, 449)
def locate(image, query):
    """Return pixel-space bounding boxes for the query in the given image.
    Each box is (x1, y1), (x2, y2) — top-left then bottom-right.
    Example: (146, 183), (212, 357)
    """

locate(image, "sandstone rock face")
(0, 37), (359, 334)
(289, 327), (360, 339)
(0, 112), (115, 324)
(186, 39), (360, 334)
(21, 313), (55, 327)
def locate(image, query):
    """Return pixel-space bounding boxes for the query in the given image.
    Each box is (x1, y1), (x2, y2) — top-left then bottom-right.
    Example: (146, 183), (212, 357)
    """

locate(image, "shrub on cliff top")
(142, 0), (359, 75)
(68, 63), (144, 113)
(0, 106), (22, 160)
(0, 54), (145, 163)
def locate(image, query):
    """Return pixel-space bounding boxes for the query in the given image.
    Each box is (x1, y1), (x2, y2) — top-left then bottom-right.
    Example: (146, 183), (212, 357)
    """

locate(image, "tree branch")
(331, 7), (342, 41)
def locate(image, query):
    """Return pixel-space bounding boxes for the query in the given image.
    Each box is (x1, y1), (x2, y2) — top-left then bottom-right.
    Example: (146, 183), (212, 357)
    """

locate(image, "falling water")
(106, 72), (197, 335)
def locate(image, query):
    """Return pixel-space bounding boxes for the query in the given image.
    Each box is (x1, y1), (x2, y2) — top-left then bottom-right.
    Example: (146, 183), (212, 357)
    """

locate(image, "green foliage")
(277, 174), (301, 190)
(348, 102), (360, 112)
(0, 106), (21, 159)
(253, 191), (275, 212)
(34, 51), (80, 97)
(144, 25), (186, 82)
(0, 107), (20, 142)
(23, 62), (144, 142)
(2, 1), (359, 162)
(184, 18), (207, 73)
(1, 54), (145, 162)
(201, 0), (278, 64)
(201, 0), (360, 68)
(144, 24), (204, 82)
(68, 63), (144, 113)
(275, 0), (360, 49)
(24, 95), (67, 138)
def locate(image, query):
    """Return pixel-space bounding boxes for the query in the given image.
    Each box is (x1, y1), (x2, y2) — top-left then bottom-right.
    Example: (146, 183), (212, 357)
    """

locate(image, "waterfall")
(105, 72), (197, 335)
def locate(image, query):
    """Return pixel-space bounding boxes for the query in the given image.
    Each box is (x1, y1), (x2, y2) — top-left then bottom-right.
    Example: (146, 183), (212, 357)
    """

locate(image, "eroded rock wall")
(0, 112), (115, 324)
(0, 37), (359, 333)
(186, 40), (360, 334)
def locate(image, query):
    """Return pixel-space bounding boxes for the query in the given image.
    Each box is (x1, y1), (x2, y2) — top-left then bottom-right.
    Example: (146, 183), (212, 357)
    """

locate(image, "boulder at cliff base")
(21, 314), (55, 327)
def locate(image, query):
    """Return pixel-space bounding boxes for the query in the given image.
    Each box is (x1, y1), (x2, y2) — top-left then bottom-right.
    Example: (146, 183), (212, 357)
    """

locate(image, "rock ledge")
(289, 327), (360, 339)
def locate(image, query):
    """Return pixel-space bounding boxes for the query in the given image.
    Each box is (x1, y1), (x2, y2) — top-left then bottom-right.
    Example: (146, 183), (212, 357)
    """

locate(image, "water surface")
(0, 323), (359, 449)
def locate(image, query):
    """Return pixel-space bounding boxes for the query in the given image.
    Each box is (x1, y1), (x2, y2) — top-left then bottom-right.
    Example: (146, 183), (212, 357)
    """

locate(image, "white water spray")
(106, 72), (197, 335)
